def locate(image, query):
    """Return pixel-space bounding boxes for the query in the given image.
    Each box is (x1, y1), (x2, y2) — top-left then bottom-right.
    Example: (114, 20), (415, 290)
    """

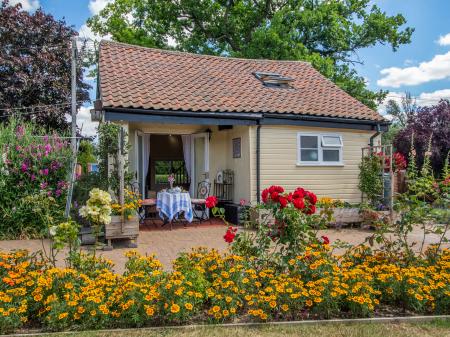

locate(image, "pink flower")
(40, 168), (49, 176)
(40, 182), (48, 190)
(21, 163), (28, 172)
(239, 199), (247, 206)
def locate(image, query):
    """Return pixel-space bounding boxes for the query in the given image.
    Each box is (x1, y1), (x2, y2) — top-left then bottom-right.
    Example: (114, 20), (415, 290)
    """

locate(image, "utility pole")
(71, 36), (77, 154)
(65, 37), (78, 218)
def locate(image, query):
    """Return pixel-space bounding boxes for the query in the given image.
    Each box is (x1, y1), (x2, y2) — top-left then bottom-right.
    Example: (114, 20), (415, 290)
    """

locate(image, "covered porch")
(107, 111), (258, 224)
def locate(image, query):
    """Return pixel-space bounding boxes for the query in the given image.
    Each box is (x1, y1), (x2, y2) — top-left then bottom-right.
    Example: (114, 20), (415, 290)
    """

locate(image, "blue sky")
(9, 0), (450, 134)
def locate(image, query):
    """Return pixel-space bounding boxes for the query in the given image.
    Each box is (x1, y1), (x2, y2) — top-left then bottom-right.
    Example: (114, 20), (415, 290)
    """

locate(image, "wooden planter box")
(329, 208), (362, 224)
(104, 215), (139, 250)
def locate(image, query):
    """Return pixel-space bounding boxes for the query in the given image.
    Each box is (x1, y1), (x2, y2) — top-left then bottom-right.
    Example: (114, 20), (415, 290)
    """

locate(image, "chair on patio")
(191, 181), (211, 223)
(141, 191), (159, 225)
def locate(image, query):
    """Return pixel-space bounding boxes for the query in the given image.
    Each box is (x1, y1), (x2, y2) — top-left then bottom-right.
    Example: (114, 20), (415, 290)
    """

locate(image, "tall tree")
(88, 0), (413, 109)
(382, 92), (418, 145)
(0, 0), (91, 131)
(385, 92), (418, 127)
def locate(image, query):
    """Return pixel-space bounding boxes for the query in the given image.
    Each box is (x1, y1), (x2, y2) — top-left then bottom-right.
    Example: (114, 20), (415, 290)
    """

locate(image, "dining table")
(156, 191), (193, 230)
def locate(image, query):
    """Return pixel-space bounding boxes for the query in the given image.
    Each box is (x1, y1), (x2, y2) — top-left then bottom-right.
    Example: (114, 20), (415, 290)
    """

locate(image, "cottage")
(96, 40), (388, 206)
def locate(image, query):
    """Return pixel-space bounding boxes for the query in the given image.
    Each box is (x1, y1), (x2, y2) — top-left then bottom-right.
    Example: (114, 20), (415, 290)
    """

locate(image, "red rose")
(305, 205), (316, 215)
(293, 197), (305, 210)
(223, 226), (237, 243)
(321, 235), (330, 245)
(261, 189), (269, 203)
(205, 196), (218, 209)
(269, 185), (284, 194)
(279, 196), (288, 208)
(271, 191), (280, 202)
(294, 187), (306, 198)
(306, 191), (317, 205)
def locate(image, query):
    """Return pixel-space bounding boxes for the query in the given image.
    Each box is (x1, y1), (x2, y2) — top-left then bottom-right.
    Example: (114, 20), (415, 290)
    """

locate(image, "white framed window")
(297, 133), (343, 166)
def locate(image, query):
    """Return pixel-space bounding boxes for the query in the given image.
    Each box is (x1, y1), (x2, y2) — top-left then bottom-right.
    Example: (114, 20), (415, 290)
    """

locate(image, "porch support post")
(256, 123), (261, 203)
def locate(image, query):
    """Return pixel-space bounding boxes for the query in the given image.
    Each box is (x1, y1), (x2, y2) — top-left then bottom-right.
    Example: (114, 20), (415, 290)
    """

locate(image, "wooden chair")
(191, 181), (211, 223)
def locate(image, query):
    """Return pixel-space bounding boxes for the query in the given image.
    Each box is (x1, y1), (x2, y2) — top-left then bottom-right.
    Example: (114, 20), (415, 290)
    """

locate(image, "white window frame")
(297, 132), (344, 166)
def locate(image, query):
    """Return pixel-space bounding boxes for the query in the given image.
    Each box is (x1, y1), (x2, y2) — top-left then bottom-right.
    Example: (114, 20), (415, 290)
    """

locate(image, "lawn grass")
(33, 320), (450, 337)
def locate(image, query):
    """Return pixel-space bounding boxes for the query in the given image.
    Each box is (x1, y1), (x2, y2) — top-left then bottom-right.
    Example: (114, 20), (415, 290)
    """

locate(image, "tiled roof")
(99, 40), (385, 121)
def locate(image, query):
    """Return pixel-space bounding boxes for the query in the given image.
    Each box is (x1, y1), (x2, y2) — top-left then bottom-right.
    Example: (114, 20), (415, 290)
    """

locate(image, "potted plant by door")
(106, 189), (142, 250)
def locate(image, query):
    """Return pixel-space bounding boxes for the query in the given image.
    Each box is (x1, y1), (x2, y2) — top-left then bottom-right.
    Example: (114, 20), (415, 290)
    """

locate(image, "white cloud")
(417, 89), (450, 105)
(8, 0), (39, 11)
(438, 33), (450, 46)
(66, 106), (98, 138)
(88, 0), (112, 15)
(78, 23), (111, 42)
(377, 51), (450, 88)
(378, 89), (450, 114)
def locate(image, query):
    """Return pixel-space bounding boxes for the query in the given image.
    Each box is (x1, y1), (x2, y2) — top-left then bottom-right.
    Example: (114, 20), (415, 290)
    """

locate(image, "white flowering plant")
(79, 188), (112, 225)
(79, 188), (112, 255)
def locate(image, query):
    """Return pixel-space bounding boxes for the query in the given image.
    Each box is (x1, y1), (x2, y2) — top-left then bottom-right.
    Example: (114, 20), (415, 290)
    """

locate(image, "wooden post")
(118, 127), (125, 233)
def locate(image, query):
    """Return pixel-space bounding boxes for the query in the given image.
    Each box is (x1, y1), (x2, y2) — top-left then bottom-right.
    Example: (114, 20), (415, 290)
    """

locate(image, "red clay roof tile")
(99, 41), (384, 122)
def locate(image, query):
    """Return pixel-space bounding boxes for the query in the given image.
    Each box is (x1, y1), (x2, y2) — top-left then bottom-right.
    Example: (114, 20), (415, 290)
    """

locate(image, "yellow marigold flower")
(223, 309), (230, 317)
(90, 310), (97, 317)
(306, 299), (313, 307)
(225, 296), (232, 303)
(281, 304), (289, 312)
(415, 293), (424, 301)
(170, 303), (180, 314)
(314, 297), (322, 303)
(230, 307), (236, 314)
(33, 294), (43, 302)
(58, 312), (68, 320)
(185, 303), (193, 310)
(242, 278), (249, 284)
(260, 313), (268, 320)
(212, 305), (221, 313)
(145, 306), (155, 316)
(269, 301), (277, 308)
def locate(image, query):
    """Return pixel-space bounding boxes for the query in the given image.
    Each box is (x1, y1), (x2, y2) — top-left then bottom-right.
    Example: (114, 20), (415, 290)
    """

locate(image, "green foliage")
(77, 140), (97, 175)
(0, 118), (72, 239)
(87, 0), (414, 109)
(358, 154), (383, 207)
(97, 123), (133, 198)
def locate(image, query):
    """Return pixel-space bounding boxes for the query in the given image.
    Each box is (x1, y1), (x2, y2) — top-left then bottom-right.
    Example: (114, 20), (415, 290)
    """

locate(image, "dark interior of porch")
(147, 134), (190, 195)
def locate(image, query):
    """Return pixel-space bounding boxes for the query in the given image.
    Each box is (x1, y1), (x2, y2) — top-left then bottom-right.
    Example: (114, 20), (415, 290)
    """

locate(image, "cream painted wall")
(124, 121), (375, 204)
(254, 125), (376, 203)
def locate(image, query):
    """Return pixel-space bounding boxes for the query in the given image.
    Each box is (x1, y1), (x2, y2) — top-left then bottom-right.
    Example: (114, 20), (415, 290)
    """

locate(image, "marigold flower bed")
(1, 247), (450, 333)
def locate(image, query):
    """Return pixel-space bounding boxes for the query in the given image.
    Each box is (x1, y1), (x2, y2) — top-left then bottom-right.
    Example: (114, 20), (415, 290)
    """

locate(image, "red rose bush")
(230, 185), (333, 268)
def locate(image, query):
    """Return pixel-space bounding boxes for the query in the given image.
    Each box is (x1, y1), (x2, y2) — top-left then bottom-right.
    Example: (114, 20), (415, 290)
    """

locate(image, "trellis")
(361, 144), (394, 210)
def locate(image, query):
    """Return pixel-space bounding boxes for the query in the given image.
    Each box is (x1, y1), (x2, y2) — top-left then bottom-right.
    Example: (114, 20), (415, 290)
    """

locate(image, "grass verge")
(29, 320), (450, 337)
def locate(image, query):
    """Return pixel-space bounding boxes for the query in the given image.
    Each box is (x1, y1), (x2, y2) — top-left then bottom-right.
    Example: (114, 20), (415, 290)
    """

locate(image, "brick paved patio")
(1, 220), (448, 274)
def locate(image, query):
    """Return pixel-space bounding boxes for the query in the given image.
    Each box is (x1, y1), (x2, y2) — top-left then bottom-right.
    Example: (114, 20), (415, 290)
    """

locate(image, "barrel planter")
(104, 215), (139, 250)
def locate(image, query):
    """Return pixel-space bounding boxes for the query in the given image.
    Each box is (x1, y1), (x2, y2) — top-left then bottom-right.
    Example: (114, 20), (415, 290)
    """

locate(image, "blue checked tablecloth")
(156, 192), (193, 223)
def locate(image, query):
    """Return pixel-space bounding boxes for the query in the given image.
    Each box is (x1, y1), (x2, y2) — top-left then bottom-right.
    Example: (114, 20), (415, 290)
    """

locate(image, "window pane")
(300, 135), (318, 148)
(301, 149), (319, 161)
(323, 149), (340, 162)
(322, 135), (342, 147)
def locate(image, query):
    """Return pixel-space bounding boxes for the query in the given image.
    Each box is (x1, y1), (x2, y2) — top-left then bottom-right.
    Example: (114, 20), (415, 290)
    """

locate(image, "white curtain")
(181, 135), (191, 179)
(143, 134), (150, 197)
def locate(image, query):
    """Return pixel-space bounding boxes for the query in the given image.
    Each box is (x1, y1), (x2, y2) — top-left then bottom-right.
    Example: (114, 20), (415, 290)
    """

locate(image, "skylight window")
(253, 72), (294, 88)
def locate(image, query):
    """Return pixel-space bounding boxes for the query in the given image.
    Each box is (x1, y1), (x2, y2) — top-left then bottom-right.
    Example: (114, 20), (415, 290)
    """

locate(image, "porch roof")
(98, 41), (386, 123)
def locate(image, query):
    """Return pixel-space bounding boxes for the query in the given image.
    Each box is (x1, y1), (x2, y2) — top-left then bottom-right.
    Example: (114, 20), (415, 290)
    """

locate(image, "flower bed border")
(2, 315), (449, 337)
